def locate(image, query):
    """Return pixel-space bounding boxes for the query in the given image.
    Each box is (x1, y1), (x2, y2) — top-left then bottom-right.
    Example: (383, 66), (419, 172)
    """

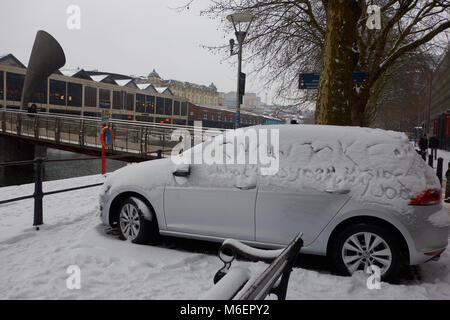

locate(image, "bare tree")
(200, 0), (450, 126)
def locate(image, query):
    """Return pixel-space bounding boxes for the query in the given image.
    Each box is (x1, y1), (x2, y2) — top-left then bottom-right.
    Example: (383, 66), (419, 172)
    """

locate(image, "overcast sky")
(0, 0), (271, 102)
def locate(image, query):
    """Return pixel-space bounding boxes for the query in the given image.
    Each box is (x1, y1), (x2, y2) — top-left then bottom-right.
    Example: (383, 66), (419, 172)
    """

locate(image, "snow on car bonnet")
(259, 125), (440, 214)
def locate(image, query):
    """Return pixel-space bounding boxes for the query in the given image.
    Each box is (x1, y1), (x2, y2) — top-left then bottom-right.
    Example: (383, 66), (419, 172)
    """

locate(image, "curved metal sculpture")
(21, 30), (66, 110)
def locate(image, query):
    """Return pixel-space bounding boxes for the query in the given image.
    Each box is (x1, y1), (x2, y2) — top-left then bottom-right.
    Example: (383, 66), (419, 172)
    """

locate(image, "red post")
(101, 123), (106, 175)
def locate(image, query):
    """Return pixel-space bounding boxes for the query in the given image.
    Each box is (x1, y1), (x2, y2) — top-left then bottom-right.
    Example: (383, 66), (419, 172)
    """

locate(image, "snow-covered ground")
(0, 174), (449, 300)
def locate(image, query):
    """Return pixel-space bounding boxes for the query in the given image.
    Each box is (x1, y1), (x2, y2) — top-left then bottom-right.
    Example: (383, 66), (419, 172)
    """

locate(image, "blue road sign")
(299, 73), (320, 89)
(299, 72), (369, 89)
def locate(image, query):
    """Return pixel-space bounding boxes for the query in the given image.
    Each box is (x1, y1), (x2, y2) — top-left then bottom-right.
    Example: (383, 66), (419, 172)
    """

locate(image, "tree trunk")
(315, 0), (362, 126)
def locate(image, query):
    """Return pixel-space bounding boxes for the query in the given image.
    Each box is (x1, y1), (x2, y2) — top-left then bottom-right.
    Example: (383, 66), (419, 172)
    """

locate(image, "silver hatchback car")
(100, 125), (449, 282)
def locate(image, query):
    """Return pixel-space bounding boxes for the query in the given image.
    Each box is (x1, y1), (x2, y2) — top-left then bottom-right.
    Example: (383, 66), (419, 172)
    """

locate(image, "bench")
(201, 232), (303, 300)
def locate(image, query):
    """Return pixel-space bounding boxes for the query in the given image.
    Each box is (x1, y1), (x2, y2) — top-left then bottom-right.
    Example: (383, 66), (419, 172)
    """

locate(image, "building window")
(173, 101), (180, 115)
(136, 93), (146, 113)
(181, 102), (187, 116)
(164, 98), (172, 115)
(112, 91), (122, 109)
(6, 72), (25, 102)
(173, 119), (186, 125)
(145, 95), (155, 114)
(126, 93), (134, 111)
(49, 79), (66, 105)
(203, 111), (208, 119)
(99, 89), (110, 109)
(135, 115), (154, 122)
(84, 86), (97, 107)
(67, 82), (82, 107)
(217, 113), (222, 121)
(30, 79), (47, 104)
(156, 96), (164, 114)
(0, 71), (3, 100)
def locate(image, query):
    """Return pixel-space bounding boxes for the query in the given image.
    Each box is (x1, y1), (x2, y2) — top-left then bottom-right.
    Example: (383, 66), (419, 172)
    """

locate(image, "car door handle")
(325, 189), (350, 194)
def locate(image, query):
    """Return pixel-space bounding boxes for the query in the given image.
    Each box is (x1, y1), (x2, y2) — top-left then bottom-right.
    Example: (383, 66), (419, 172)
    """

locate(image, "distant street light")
(227, 12), (255, 129)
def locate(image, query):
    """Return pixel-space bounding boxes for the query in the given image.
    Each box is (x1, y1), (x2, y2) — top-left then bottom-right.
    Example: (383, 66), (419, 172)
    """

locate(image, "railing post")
(79, 120), (85, 146)
(34, 115), (40, 139)
(55, 118), (60, 143)
(16, 113), (22, 135)
(144, 127), (148, 154)
(1, 111), (5, 133)
(33, 157), (45, 229)
(126, 127), (129, 151)
(140, 127), (144, 155)
(437, 157), (443, 186)
(162, 128), (166, 154)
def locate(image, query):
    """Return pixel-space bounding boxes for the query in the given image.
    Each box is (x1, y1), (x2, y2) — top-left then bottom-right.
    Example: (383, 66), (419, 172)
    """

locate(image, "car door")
(255, 188), (350, 246)
(164, 134), (258, 241)
(164, 183), (256, 241)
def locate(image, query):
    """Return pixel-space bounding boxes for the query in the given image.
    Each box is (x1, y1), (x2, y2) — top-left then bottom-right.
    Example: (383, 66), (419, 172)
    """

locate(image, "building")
(0, 53), (283, 129)
(0, 54), (189, 125)
(187, 103), (269, 129)
(137, 69), (220, 106)
(222, 91), (262, 110)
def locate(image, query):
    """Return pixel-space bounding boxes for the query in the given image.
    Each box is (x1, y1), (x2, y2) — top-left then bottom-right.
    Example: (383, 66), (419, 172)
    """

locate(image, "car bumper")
(99, 192), (111, 225)
(406, 206), (449, 265)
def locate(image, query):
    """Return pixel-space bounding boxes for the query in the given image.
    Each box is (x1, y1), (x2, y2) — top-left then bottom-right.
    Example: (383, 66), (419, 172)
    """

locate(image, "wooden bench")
(201, 232), (303, 300)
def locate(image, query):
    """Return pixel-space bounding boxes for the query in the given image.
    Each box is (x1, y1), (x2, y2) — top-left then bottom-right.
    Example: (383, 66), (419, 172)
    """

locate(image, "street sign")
(299, 73), (320, 89)
(352, 71), (369, 83)
(299, 72), (369, 89)
(239, 72), (246, 95)
(100, 127), (114, 148)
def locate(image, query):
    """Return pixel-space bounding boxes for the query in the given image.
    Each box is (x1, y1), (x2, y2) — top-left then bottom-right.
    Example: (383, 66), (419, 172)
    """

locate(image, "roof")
(0, 53), (26, 68)
(154, 87), (173, 95)
(136, 83), (157, 93)
(91, 74), (110, 82)
(115, 79), (139, 89)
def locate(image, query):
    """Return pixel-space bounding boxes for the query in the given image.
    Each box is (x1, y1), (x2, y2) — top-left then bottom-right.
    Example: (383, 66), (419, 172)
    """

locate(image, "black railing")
(0, 155), (130, 230)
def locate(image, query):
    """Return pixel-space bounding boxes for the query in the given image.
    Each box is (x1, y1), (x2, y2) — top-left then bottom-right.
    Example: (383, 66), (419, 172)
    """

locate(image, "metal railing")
(0, 110), (224, 157)
(0, 156), (132, 229)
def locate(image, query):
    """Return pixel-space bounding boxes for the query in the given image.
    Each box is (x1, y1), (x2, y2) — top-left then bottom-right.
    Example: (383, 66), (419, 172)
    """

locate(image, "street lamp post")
(227, 13), (255, 129)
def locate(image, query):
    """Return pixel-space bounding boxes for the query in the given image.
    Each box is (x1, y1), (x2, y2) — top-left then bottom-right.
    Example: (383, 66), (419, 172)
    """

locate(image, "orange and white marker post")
(100, 110), (113, 175)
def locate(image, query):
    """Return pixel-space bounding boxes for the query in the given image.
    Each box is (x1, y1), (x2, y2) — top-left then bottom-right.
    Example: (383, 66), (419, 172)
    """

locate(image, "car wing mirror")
(173, 164), (190, 177)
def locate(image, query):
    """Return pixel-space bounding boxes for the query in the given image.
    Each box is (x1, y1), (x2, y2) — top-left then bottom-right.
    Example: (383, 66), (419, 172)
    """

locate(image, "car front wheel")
(118, 197), (159, 244)
(329, 223), (404, 283)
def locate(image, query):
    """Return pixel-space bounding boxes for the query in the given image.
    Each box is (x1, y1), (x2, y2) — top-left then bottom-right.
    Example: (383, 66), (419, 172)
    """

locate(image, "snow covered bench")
(201, 233), (303, 300)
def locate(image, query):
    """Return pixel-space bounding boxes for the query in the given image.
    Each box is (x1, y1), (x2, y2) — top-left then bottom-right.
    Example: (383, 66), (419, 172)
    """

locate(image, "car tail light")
(409, 188), (441, 206)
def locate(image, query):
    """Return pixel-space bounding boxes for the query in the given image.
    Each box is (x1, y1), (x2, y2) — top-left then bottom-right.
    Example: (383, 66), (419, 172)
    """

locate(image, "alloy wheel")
(341, 232), (392, 275)
(119, 203), (141, 241)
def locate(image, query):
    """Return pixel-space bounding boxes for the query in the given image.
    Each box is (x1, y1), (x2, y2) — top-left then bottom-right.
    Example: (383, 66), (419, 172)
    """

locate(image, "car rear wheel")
(118, 197), (159, 244)
(329, 223), (404, 283)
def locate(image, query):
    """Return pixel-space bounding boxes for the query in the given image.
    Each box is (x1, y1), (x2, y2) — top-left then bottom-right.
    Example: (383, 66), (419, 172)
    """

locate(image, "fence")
(0, 110), (224, 157)
(0, 156), (134, 229)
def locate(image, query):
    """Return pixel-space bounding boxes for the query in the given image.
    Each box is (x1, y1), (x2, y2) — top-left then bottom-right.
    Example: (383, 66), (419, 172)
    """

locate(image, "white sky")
(0, 0), (271, 103)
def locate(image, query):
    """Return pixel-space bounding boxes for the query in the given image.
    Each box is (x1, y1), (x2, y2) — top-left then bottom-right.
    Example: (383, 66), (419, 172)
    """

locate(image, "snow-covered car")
(99, 125), (449, 282)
